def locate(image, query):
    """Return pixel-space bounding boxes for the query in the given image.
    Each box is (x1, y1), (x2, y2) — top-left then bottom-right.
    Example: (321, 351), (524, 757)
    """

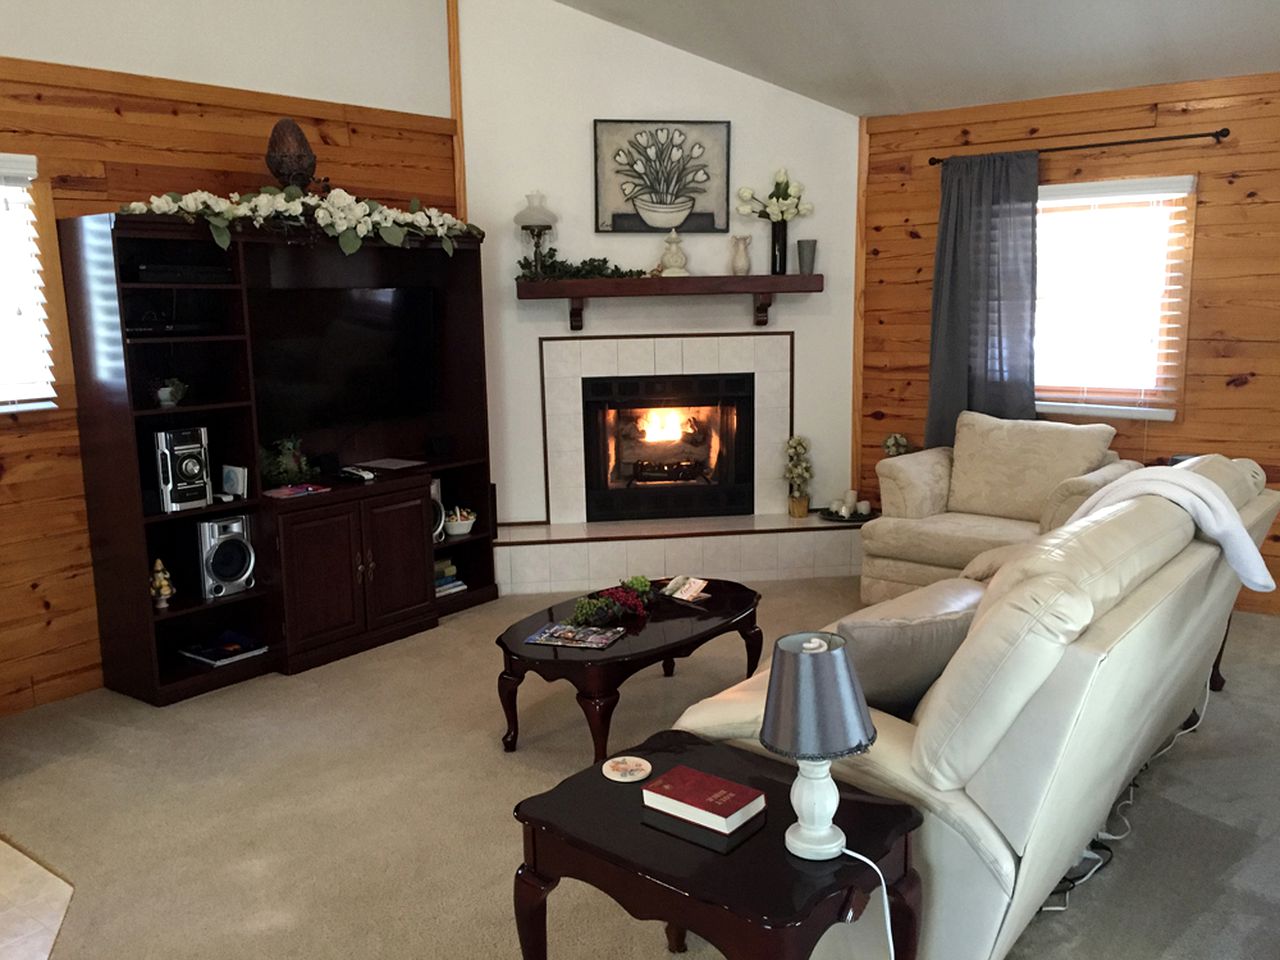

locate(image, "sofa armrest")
(877, 447), (954, 519)
(675, 681), (1016, 895)
(1039, 459), (1141, 533)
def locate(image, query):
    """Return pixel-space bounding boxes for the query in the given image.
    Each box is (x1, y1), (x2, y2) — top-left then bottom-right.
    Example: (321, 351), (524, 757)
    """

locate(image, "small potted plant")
(155, 377), (188, 408)
(784, 435), (813, 518)
(736, 169), (814, 274)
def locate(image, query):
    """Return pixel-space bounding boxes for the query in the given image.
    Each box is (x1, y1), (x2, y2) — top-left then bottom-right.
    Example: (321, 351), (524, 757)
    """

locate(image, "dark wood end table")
(512, 730), (923, 960)
(495, 579), (763, 762)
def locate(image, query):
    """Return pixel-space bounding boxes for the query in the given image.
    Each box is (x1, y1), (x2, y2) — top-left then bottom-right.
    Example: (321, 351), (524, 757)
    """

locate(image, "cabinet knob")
(356, 555), (365, 584)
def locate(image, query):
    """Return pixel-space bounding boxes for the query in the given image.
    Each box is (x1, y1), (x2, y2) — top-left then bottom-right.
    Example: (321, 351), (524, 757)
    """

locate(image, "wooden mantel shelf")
(515, 274), (825, 330)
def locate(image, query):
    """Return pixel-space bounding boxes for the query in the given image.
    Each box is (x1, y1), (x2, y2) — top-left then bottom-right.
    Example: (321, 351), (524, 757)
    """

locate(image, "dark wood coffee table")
(496, 579), (762, 762)
(513, 730), (923, 960)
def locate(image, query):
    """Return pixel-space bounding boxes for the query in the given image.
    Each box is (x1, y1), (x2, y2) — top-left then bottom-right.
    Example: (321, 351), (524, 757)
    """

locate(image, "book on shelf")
(524, 623), (625, 650)
(433, 563), (458, 578)
(435, 574), (458, 587)
(642, 765), (766, 835)
(178, 630), (268, 668)
(436, 581), (468, 597)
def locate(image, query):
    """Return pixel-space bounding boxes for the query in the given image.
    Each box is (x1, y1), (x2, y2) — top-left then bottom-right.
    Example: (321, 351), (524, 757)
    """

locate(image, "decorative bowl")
(444, 518), (475, 537)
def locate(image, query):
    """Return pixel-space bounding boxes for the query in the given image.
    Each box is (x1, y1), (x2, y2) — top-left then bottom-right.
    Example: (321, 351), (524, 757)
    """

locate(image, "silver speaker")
(198, 515), (256, 599)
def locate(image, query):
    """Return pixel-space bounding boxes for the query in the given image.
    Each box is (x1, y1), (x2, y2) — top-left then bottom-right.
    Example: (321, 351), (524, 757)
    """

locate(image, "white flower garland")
(122, 186), (482, 255)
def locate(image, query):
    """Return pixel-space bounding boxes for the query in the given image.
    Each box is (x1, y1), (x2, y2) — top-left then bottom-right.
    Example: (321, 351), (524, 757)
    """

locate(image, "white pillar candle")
(856, 500), (872, 516)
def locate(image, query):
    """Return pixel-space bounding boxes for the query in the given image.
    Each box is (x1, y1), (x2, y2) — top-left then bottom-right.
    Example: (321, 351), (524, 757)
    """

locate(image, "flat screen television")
(251, 287), (434, 455)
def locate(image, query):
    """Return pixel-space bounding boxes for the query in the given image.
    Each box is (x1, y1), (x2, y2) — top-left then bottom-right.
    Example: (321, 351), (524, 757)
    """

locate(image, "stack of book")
(435, 557), (467, 598)
(641, 765), (767, 853)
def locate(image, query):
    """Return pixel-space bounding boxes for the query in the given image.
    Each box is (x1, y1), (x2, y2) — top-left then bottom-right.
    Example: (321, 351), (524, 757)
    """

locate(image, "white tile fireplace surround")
(498, 333), (858, 596)
(540, 332), (793, 524)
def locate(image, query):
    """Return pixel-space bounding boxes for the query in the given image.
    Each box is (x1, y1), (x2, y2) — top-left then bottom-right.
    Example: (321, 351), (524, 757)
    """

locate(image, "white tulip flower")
(672, 130), (686, 146)
(737, 186), (755, 201)
(614, 149), (628, 165)
(690, 143), (704, 158)
(621, 182), (636, 196)
(775, 168), (788, 183)
(636, 131), (650, 147)
(736, 203), (755, 215)
(646, 145), (657, 160)
(633, 160), (646, 174)
(692, 169), (709, 182)
(789, 182), (804, 197)
(798, 202), (814, 216)
(671, 147), (683, 162)
(656, 128), (669, 144)
(783, 209), (797, 220)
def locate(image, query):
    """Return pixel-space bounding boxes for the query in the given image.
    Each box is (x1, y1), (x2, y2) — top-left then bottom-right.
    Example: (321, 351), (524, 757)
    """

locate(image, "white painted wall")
(460, 0), (859, 522)
(0, 0), (452, 116)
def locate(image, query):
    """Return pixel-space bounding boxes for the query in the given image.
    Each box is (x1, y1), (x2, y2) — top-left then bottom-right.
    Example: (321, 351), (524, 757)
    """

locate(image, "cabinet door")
(279, 503), (366, 651)
(361, 490), (433, 629)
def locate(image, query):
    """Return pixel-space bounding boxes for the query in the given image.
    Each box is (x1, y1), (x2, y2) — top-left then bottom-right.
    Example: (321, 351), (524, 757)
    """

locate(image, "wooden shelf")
(144, 498), (259, 524)
(515, 274), (824, 329)
(126, 334), (247, 346)
(119, 282), (241, 290)
(133, 400), (252, 417)
(152, 586), (270, 622)
(436, 583), (499, 616)
(156, 648), (278, 703)
(435, 530), (492, 549)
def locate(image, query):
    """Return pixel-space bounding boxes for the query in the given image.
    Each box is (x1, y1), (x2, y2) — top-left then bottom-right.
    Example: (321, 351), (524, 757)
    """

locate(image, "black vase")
(770, 220), (788, 275)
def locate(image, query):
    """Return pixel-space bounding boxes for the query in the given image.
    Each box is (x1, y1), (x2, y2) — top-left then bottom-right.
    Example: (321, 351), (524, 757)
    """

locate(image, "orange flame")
(638, 408), (691, 443)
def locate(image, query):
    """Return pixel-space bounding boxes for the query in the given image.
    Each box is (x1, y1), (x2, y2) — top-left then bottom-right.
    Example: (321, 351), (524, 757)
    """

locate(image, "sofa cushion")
(826, 578), (986, 719)
(862, 512), (1041, 570)
(947, 411), (1117, 522)
(912, 574), (1095, 790)
(977, 495), (1195, 626)
(1177, 454), (1264, 509)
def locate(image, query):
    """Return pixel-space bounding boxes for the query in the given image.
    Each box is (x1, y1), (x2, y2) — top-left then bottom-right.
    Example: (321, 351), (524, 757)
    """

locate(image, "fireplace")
(582, 373), (754, 521)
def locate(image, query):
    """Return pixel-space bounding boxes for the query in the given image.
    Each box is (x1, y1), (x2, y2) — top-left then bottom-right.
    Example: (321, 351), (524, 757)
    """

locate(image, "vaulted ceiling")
(554, 0), (1280, 116)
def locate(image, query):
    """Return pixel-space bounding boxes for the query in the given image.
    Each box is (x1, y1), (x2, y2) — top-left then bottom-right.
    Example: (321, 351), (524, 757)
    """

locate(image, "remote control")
(340, 466), (375, 482)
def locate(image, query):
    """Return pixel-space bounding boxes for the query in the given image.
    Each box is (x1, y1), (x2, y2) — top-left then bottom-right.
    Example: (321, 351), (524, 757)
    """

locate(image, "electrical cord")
(1148, 675), (1212, 765)
(841, 847), (896, 960)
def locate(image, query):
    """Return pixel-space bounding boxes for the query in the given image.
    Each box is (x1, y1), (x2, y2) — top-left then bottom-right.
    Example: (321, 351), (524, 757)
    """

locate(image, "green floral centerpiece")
(569, 576), (654, 627)
(121, 186), (483, 256)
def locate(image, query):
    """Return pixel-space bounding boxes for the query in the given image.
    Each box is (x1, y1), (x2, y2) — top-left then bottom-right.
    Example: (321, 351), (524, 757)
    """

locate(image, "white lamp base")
(784, 759), (847, 860)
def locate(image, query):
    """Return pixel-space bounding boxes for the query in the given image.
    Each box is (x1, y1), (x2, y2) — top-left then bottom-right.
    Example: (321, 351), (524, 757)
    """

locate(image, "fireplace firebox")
(582, 373), (754, 521)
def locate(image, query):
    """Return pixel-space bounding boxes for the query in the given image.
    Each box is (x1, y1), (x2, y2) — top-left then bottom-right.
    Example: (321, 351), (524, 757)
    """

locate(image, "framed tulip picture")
(594, 119), (730, 233)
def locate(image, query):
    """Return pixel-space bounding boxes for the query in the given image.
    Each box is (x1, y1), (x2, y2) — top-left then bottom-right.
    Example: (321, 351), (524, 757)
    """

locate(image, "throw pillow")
(826, 578), (985, 719)
(947, 411), (1116, 522)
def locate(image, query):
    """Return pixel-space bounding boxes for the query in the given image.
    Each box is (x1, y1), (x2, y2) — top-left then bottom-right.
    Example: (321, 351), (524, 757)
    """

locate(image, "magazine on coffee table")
(525, 623), (626, 650)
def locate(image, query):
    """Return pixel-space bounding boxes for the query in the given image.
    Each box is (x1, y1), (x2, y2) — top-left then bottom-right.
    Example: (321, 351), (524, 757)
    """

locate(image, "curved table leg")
(739, 615), (764, 678)
(664, 922), (688, 953)
(663, 657), (676, 678)
(576, 689), (620, 763)
(499, 669), (525, 752)
(514, 864), (559, 960)
(888, 868), (922, 960)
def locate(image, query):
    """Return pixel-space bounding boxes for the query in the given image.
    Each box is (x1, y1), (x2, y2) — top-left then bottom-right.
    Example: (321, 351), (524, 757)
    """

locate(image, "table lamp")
(514, 191), (557, 276)
(760, 631), (877, 860)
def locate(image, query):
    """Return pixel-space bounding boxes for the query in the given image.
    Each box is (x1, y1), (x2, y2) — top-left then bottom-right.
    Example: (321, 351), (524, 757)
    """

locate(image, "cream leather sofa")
(676, 455), (1279, 960)
(862, 411), (1140, 605)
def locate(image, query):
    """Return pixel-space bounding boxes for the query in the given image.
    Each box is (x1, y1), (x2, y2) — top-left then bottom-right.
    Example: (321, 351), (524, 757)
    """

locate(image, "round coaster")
(601, 755), (652, 783)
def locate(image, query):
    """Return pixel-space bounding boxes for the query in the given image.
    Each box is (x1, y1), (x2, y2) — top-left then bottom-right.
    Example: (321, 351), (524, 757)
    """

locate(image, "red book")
(642, 765), (766, 835)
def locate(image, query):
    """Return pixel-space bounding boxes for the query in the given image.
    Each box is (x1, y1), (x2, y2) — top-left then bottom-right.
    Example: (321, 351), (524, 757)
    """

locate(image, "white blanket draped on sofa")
(1069, 465), (1275, 592)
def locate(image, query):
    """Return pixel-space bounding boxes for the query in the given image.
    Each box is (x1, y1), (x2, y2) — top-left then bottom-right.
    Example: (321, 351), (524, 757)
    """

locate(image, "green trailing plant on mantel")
(517, 247), (647, 281)
(120, 186), (484, 256)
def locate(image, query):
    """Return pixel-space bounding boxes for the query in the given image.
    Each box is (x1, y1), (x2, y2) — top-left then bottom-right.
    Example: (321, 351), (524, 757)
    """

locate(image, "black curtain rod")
(927, 127), (1230, 165)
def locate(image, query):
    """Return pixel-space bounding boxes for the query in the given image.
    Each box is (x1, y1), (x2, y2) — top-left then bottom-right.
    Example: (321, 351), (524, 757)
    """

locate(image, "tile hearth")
(494, 514), (862, 596)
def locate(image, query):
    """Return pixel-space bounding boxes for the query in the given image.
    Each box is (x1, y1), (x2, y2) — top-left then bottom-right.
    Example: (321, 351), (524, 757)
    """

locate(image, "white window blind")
(0, 153), (56, 412)
(1034, 175), (1196, 420)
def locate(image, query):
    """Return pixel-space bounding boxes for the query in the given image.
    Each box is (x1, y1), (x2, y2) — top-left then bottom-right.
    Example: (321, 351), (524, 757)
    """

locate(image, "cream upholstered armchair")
(861, 411), (1139, 604)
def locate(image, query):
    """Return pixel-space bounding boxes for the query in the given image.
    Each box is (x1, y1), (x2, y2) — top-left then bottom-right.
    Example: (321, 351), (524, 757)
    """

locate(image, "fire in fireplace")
(583, 374), (754, 521)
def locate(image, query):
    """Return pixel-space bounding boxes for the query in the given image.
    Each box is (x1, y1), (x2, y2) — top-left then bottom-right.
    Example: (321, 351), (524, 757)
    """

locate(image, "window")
(0, 153), (56, 412)
(1034, 175), (1196, 422)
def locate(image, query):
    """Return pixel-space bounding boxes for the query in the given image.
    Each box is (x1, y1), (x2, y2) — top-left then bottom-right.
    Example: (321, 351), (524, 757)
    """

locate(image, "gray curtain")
(924, 151), (1039, 448)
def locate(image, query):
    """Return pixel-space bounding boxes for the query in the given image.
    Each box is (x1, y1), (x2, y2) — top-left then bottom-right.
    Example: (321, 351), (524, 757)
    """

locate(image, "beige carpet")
(0, 579), (1275, 959)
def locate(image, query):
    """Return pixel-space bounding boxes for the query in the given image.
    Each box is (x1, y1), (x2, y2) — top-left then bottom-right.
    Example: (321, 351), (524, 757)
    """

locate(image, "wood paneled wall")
(0, 55), (463, 714)
(855, 71), (1280, 614)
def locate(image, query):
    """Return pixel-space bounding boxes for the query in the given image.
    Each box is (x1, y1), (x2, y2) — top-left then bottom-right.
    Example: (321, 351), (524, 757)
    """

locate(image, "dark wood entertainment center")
(58, 214), (496, 705)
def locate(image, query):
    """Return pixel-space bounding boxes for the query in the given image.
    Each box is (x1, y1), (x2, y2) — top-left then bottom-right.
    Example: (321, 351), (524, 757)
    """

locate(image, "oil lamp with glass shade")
(514, 192), (558, 276)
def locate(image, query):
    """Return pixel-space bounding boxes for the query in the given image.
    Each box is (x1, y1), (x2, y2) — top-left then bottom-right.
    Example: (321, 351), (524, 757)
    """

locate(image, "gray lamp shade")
(513, 191), (558, 229)
(759, 632), (877, 761)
